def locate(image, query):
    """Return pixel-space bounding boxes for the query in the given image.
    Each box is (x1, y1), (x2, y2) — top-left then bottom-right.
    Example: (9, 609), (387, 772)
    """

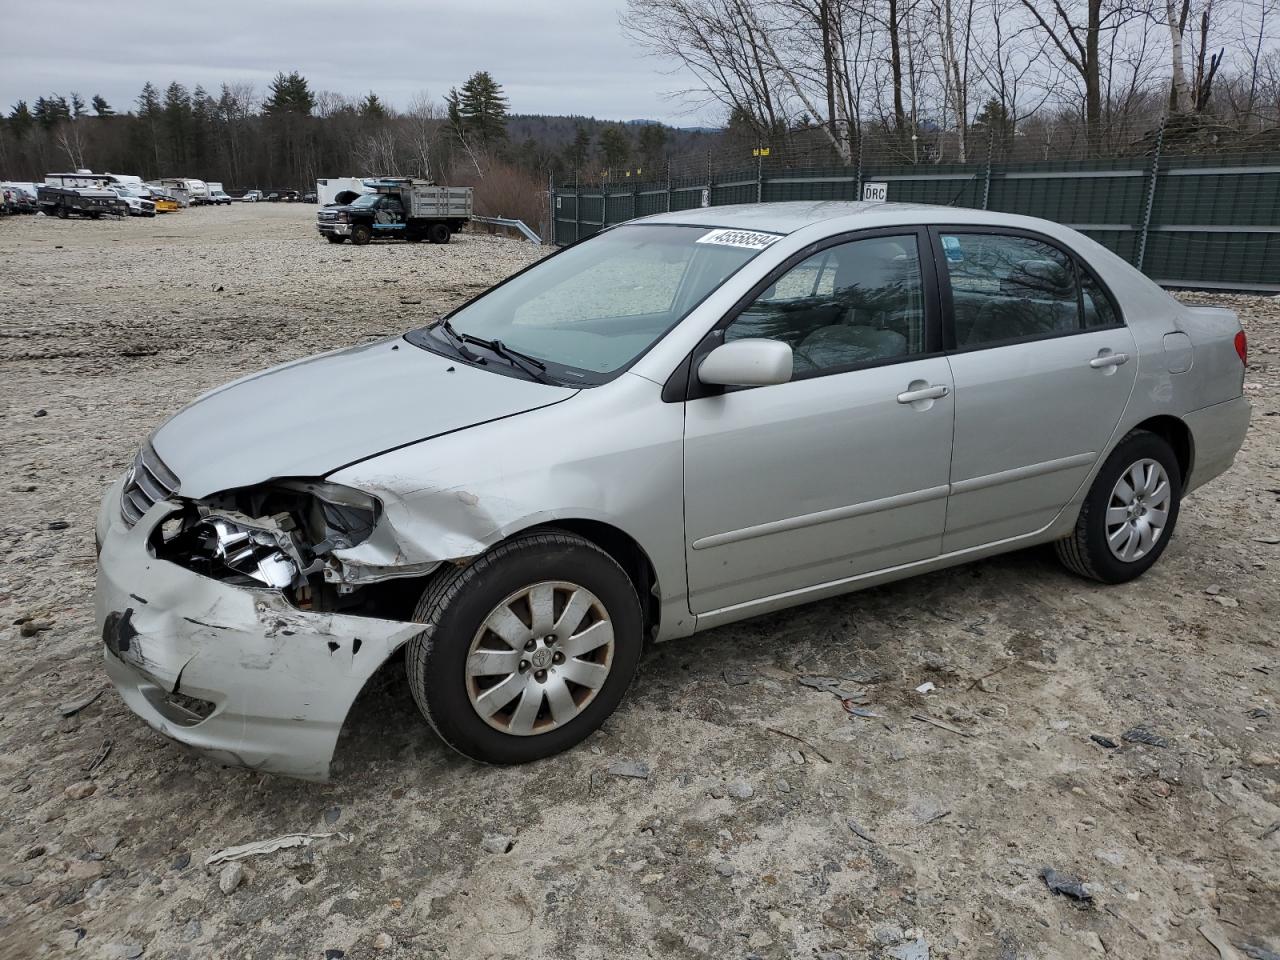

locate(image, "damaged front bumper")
(94, 479), (426, 780)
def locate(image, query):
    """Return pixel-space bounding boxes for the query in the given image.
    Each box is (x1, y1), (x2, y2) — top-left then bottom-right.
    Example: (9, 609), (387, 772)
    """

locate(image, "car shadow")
(330, 543), (1070, 777)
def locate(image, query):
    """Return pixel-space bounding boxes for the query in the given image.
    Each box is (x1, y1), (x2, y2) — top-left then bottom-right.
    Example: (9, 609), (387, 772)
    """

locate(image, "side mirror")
(698, 339), (794, 388)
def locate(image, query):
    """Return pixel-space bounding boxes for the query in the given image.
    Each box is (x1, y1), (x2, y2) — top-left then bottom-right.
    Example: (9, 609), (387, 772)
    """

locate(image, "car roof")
(635, 200), (1062, 237)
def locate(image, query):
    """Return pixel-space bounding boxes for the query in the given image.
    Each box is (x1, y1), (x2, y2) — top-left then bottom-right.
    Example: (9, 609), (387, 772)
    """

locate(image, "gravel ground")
(0, 203), (1277, 960)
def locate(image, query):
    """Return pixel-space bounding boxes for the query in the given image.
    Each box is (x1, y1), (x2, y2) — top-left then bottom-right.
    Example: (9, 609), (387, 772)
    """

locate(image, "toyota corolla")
(95, 202), (1251, 779)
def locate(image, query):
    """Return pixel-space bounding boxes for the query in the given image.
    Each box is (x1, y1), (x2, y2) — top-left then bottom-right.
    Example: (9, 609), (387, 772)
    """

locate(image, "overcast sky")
(0, 0), (713, 125)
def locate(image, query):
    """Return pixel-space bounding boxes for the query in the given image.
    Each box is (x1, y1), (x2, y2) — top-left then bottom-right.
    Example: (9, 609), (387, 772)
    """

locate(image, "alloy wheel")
(465, 581), (615, 736)
(1105, 458), (1172, 562)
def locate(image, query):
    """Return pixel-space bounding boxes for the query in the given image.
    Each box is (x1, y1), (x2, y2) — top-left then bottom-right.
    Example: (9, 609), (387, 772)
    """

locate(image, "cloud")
(0, 0), (712, 124)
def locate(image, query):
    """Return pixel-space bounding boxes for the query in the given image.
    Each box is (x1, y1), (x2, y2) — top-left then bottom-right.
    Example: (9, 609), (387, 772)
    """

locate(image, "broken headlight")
(157, 481), (380, 591)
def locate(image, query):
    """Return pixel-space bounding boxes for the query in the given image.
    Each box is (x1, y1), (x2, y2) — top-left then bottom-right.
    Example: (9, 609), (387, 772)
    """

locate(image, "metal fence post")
(1136, 118), (1166, 273)
(665, 160), (672, 212)
(601, 179), (608, 229)
(981, 128), (994, 210)
(756, 153), (763, 204)
(855, 134), (863, 199)
(631, 184), (637, 221)
(705, 151), (713, 207)
(574, 176), (581, 242)
(547, 171), (554, 245)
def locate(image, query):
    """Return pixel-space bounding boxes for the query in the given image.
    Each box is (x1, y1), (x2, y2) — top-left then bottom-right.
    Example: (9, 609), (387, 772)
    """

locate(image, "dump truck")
(316, 178), (473, 245)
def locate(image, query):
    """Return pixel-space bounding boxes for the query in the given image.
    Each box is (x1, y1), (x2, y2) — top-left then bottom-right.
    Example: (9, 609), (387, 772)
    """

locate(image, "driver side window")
(724, 235), (926, 377)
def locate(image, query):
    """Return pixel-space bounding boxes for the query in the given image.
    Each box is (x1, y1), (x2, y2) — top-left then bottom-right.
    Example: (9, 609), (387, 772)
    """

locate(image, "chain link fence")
(552, 133), (1280, 291)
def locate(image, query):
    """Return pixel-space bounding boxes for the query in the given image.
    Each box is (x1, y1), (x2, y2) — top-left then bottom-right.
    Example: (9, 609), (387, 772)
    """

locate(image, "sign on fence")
(862, 181), (888, 203)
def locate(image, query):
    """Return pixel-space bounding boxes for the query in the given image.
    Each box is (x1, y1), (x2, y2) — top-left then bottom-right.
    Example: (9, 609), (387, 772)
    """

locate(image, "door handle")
(897, 384), (950, 404)
(1089, 352), (1129, 369)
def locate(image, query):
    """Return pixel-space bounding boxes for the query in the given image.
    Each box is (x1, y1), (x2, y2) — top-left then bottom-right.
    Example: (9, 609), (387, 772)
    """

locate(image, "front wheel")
(350, 224), (372, 245)
(1055, 430), (1182, 584)
(406, 531), (643, 763)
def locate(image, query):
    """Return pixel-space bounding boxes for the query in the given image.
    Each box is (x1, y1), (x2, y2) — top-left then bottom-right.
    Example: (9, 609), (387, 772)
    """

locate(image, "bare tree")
(56, 121), (86, 169)
(406, 91), (443, 180)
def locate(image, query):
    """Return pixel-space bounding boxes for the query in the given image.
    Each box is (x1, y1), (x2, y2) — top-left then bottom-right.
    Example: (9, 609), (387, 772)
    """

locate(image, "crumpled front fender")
(95, 486), (427, 780)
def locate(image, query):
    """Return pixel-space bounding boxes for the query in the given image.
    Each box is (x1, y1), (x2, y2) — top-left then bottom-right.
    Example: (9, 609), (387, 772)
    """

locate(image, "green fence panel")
(555, 153), (1280, 290)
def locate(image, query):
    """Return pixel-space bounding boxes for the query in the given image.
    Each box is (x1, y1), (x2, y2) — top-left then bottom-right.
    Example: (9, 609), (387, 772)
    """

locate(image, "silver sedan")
(95, 202), (1251, 778)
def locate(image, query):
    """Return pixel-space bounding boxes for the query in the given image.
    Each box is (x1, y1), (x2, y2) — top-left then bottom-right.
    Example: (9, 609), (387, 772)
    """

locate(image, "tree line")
(623, 0), (1280, 164)
(0, 68), (698, 197)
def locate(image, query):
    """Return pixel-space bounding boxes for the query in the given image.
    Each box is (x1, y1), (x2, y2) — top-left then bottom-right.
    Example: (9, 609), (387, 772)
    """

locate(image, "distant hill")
(505, 113), (726, 170)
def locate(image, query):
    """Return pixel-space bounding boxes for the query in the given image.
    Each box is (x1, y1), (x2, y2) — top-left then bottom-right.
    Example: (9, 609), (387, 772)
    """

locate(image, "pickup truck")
(316, 179), (473, 245)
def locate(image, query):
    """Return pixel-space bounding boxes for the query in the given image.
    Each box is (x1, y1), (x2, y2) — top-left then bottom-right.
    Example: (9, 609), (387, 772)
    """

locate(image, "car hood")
(151, 337), (577, 499)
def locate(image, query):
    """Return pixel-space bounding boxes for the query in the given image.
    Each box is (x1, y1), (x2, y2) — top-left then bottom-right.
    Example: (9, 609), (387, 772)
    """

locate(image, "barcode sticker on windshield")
(696, 228), (782, 250)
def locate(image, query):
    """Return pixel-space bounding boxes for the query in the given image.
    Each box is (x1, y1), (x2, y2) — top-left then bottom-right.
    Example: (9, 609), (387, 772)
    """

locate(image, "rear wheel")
(1055, 430), (1181, 584)
(350, 224), (372, 245)
(427, 222), (450, 244)
(406, 531), (643, 763)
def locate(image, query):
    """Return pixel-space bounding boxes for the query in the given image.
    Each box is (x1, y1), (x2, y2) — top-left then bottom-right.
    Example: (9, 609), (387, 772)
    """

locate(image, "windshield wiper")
(459, 333), (557, 385)
(434, 318), (485, 365)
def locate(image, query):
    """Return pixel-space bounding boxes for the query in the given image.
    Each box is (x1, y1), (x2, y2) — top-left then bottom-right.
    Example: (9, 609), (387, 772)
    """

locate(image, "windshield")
(351, 193), (382, 208)
(408, 223), (773, 383)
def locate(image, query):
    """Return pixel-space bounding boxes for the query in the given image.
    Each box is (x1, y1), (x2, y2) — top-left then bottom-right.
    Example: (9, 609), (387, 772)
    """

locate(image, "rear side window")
(940, 233), (1080, 347)
(1080, 270), (1120, 328)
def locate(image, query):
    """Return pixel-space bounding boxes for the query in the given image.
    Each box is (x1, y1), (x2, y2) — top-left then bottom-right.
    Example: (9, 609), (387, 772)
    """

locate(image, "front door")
(683, 230), (955, 615)
(934, 228), (1139, 552)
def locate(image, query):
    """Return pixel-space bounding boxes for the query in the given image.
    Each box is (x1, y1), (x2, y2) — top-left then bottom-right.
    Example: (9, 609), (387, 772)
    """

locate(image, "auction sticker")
(696, 228), (783, 250)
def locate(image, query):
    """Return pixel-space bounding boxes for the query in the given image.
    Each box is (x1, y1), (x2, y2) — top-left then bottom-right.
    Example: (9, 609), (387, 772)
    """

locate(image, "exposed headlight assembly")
(157, 481), (381, 592)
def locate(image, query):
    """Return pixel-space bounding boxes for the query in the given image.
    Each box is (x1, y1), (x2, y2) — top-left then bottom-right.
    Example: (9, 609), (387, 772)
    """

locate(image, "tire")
(1055, 429), (1182, 584)
(427, 222), (450, 244)
(56, 206), (69, 219)
(406, 531), (643, 764)
(326, 235), (345, 243)
(350, 224), (372, 246)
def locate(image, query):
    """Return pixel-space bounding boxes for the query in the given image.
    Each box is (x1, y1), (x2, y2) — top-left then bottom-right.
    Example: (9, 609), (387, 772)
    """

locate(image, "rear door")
(933, 228), (1138, 552)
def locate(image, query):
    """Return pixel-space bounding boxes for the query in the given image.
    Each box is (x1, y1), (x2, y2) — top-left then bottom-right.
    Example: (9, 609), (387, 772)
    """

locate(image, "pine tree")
(8, 100), (34, 138)
(33, 96), (71, 129)
(597, 124), (630, 171)
(163, 82), (193, 166)
(455, 71), (508, 144)
(70, 92), (87, 118)
(637, 123), (667, 172)
(136, 82), (161, 118)
(360, 93), (388, 119)
(136, 82), (163, 172)
(91, 95), (114, 117)
(564, 123), (591, 171)
(263, 71), (315, 116)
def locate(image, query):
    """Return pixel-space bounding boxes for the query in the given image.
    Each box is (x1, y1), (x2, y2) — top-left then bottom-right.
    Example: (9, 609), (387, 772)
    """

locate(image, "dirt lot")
(0, 203), (1277, 960)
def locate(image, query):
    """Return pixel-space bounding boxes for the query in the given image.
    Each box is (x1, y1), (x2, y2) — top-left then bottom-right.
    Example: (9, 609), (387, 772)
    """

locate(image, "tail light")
(1234, 330), (1248, 366)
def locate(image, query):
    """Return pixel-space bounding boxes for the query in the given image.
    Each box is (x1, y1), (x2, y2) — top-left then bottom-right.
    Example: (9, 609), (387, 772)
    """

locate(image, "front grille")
(318, 211), (339, 222)
(120, 443), (180, 527)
